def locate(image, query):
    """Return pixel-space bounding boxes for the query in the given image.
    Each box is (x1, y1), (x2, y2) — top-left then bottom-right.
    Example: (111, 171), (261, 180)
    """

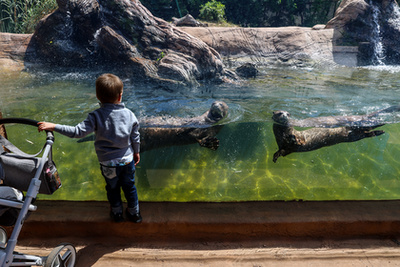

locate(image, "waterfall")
(368, 0), (400, 65)
(388, 0), (400, 31)
(370, 0), (385, 65)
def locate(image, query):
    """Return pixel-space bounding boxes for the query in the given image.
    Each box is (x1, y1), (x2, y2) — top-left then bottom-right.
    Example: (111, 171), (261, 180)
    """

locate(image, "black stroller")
(0, 118), (76, 267)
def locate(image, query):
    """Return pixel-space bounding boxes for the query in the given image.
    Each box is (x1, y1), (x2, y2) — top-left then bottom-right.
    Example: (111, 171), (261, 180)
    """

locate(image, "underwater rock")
(235, 63), (258, 78)
(27, 0), (227, 89)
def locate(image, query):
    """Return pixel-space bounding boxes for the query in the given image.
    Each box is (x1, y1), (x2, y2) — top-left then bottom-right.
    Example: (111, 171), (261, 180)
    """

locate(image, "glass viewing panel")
(1, 66), (400, 202)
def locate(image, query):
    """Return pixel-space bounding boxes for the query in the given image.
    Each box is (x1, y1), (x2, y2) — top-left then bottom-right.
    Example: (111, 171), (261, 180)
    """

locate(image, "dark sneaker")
(126, 209), (142, 223)
(110, 211), (124, 222)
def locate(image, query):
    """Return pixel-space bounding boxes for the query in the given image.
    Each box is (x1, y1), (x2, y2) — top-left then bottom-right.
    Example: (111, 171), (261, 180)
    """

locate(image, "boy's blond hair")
(96, 73), (123, 103)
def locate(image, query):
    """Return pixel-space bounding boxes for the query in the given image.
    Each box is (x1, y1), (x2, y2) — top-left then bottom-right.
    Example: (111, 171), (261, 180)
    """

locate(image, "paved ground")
(7, 200), (400, 266)
(15, 237), (400, 266)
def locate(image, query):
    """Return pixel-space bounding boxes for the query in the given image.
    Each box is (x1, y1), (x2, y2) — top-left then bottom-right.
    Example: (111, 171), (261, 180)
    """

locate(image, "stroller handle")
(0, 118), (38, 127)
(0, 118), (54, 140)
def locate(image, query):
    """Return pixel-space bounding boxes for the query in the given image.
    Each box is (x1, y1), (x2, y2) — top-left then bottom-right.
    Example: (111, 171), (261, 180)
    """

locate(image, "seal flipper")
(347, 126), (385, 142)
(272, 123), (298, 162)
(369, 105), (400, 117)
(368, 130), (385, 137)
(273, 150), (286, 163)
(197, 136), (219, 150)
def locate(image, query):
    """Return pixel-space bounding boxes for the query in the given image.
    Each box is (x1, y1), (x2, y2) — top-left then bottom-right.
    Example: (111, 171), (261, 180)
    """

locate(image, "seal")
(140, 101), (229, 128)
(272, 110), (385, 163)
(272, 105), (400, 128)
(139, 101), (228, 151)
(140, 125), (223, 152)
(272, 123), (384, 162)
(78, 101), (229, 152)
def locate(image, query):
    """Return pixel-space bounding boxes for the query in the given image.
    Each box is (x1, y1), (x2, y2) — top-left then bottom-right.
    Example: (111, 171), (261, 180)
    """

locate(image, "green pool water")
(1, 65), (400, 202)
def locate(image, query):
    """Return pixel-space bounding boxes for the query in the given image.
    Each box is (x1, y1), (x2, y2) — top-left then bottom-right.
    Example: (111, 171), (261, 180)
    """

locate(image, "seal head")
(272, 110), (291, 126)
(206, 101), (229, 123)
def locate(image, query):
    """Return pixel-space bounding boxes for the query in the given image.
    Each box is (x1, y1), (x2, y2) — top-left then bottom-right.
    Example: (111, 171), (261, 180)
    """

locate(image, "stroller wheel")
(44, 243), (76, 267)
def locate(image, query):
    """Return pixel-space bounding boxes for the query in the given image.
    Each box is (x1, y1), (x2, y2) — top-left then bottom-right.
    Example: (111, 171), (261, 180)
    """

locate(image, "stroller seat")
(0, 155), (22, 226)
(0, 148), (37, 227)
(0, 118), (75, 267)
(0, 187), (23, 227)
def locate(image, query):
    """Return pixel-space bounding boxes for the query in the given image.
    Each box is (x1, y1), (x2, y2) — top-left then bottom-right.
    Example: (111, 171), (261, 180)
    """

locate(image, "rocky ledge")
(2, 0), (400, 84)
(0, 26), (335, 71)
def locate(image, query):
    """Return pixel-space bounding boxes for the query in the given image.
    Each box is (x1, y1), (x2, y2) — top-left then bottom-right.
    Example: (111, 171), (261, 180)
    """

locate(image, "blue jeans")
(100, 161), (139, 214)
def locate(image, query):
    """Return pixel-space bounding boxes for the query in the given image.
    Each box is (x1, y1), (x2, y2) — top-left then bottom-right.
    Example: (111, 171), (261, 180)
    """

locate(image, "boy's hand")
(134, 153), (140, 166)
(38, 122), (56, 132)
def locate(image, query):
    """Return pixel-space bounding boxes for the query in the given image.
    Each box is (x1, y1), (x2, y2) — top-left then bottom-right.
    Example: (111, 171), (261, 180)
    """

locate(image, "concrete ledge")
(332, 46), (359, 53)
(18, 200), (400, 242)
(332, 46), (359, 66)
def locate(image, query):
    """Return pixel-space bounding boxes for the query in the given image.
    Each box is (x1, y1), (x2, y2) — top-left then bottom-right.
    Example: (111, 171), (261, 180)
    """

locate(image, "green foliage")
(222, 0), (266, 27)
(140, 0), (339, 27)
(140, 0), (205, 20)
(1, 0), (22, 32)
(199, 0), (226, 22)
(1, 0), (340, 33)
(221, 0), (338, 27)
(140, 0), (178, 20)
(21, 0), (57, 33)
(157, 51), (165, 62)
(0, 0), (57, 33)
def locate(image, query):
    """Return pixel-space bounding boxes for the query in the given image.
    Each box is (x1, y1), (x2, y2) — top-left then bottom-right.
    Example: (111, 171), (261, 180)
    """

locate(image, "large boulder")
(326, 0), (400, 65)
(172, 14), (207, 27)
(180, 27), (336, 67)
(26, 0), (227, 88)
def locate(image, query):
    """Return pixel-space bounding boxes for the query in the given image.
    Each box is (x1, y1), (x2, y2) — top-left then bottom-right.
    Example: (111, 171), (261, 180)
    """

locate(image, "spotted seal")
(140, 101), (228, 128)
(272, 123), (384, 162)
(139, 101), (228, 151)
(272, 105), (400, 128)
(271, 109), (386, 162)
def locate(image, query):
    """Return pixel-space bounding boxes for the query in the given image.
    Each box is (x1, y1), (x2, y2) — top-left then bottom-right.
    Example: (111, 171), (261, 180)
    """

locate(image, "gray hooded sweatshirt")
(55, 103), (140, 162)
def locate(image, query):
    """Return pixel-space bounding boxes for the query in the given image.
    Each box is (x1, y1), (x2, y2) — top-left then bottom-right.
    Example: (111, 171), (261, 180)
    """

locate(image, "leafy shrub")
(199, 0), (226, 23)
(20, 0), (57, 33)
(0, 0), (57, 33)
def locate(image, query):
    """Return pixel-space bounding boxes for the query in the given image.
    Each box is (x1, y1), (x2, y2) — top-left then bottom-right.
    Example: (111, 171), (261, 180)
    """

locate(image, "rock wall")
(3, 0), (400, 74)
(0, 33), (32, 72)
(27, 0), (227, 89)
(180, 26), (336, 67)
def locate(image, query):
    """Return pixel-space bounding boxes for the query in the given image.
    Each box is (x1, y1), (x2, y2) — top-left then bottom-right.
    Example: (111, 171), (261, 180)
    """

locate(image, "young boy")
(38, 73), (142, 223)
